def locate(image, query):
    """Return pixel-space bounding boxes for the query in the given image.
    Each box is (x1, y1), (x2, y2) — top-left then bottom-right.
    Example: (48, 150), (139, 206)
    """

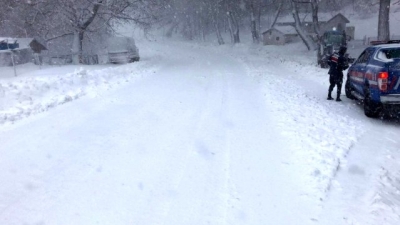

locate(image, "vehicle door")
(348, 48), (374, 95)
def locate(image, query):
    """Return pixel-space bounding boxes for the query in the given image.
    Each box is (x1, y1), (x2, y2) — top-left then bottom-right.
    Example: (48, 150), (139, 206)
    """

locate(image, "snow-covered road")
(0, 43), (316, 225)
(0, 40), (400, 225)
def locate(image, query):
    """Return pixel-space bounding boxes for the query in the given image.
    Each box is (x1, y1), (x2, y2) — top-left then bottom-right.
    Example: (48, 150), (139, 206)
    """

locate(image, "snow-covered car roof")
(373, 44), (400, 62)
(0, 37), (17, 43)
(375, 44), (400, 49)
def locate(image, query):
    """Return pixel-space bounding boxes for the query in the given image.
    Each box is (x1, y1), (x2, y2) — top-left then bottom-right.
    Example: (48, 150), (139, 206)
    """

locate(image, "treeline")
(0, 0), (388, 61)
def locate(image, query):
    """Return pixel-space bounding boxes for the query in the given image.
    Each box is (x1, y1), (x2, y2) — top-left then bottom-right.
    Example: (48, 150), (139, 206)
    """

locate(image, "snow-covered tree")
(0, 0), (162, 63)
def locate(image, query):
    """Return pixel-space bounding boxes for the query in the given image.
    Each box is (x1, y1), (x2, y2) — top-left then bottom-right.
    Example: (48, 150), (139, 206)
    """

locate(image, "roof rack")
(370, 40), (400, 45)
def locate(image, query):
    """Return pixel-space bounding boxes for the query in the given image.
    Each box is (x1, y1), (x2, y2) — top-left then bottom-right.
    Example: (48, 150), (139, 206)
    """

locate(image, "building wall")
(284, 34), (299, 43)
(263, 30), (286, 45)
(0, 49), (33, 66)
(323, 17), (347, 33)
(346, 26), (355, 40)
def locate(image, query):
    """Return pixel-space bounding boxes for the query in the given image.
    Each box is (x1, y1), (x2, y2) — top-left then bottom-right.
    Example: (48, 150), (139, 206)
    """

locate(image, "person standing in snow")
(327, 46), (349, 101)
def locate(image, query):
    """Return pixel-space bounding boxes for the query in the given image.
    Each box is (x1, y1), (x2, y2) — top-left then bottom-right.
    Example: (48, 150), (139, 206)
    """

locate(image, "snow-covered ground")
(1, 11), (400, 225)
(1, 38), (399, 225)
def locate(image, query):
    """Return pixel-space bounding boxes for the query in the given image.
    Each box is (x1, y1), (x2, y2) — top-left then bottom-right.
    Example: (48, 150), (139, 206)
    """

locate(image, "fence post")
(10, 50), (17, 77)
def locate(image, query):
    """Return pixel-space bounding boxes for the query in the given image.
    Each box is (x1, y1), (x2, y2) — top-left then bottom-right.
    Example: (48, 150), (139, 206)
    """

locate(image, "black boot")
(336, 90), (342, 101)
(327, 92), (333, 100)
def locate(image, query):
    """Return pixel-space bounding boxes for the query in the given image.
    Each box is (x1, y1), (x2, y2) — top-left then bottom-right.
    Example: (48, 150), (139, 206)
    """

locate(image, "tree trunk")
(311, 0), (320, 37)
(72, 31), (80, 64)
(78, 30), (84, 63)
(250, 4), (259, 43)
(227, 16), (234, 43)
(311, 0), (322, 63)
(291, 1), (313, 50)
(213, 13), (224, 45)
(228, 11), (240, 44)
(257, 6), (261, 38)
(200, 18), (206, 42)
(378, 0), (390, 41)
(73, 0), (102, 64)
(166, 22), (178, 38)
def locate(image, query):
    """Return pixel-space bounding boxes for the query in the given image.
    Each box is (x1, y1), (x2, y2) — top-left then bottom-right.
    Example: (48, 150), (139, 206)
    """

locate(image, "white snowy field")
(0, 37), (400, 225)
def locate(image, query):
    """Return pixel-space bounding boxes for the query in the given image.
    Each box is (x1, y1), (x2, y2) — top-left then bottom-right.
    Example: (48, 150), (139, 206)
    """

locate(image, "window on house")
(276, 37), (280, 41)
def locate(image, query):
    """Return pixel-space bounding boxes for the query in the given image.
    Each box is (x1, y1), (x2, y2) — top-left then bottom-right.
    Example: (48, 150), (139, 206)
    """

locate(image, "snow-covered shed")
(262, 26), (298, 45)
(17, 38), (47, 53)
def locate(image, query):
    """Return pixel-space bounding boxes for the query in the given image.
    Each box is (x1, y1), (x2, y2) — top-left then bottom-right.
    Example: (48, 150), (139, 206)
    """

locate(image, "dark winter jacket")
(328, 51), (349, 79)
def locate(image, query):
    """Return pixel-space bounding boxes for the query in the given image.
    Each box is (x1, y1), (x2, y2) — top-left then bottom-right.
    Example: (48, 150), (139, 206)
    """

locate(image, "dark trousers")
(328, 75), (343, 98)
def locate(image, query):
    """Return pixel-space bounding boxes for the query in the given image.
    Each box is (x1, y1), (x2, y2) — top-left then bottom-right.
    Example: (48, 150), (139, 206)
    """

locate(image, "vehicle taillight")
(378, 72), (389, 91)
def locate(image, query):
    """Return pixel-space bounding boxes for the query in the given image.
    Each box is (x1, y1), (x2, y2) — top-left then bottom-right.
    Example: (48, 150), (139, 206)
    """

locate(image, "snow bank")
(0, 60), (159, 125)
(233, 43), (367, 200)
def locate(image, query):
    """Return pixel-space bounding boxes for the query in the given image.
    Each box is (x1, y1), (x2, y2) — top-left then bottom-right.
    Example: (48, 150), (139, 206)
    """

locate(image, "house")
(320, 13), (350, 33)
(275, 13), (355, 41)
(262, 26), (298, 45)
(0, 37), (47, 66)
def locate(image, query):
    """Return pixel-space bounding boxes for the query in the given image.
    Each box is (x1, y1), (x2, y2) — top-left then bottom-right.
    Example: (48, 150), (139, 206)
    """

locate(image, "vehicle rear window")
(378, 48), (400, 60)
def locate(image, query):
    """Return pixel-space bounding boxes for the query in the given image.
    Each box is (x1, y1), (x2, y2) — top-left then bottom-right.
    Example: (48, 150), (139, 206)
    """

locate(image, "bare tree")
(310, 0), (323, 62)
(222, 0), (242, 44)
(211, 0), (225, 45)
(0, 0), (161, 63)
(244, 0), (262, 43)
(291, 0), (314, 50)
(270, 1), (284, 29)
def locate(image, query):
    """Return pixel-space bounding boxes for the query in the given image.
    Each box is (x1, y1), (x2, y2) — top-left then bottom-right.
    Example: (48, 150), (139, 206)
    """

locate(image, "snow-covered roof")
(375, 44), (400, 49)
(276, 12), (349, 24)
(275, 25), (297, 35)
(16, 38), (34, 49)
(0, 37), (17, 43)
(0, 37), (46, 52)
(263, 26), (297, 35)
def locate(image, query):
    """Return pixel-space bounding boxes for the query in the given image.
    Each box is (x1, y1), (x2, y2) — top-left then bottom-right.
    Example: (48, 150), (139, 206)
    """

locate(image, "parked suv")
(107, 37), (140, 64)
(345, 40), (400, 117)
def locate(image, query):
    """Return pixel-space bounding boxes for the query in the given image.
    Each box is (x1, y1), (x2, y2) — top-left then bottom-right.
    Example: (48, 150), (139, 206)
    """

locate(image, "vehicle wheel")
(364, 95), (381, 118)
(345, 79), (355, 100)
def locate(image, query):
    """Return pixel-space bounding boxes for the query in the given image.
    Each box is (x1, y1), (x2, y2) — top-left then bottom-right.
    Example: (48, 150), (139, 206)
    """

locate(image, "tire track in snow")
(139, 45), (240, 225)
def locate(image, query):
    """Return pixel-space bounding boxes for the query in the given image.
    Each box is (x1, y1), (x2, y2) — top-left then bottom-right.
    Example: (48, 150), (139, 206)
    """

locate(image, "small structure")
(274, 13), (354, 42)
(17, 38), (47, 54)
(0, 37), (47, 66)
(262, 26), (298, 45)
(320, 13), (350, 33)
